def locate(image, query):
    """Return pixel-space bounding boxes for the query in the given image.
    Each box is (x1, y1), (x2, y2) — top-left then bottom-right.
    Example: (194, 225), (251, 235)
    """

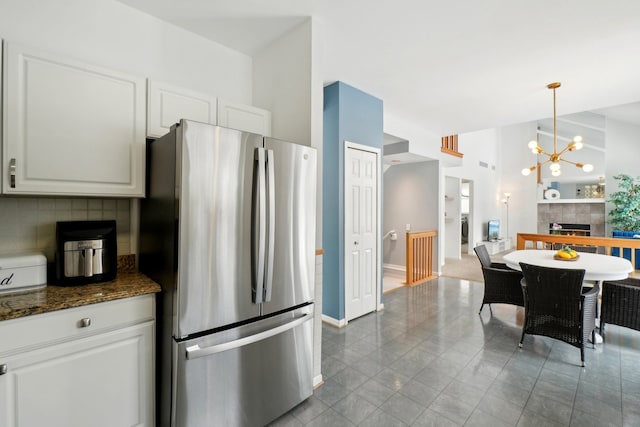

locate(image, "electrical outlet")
(405, 223), (411, 232)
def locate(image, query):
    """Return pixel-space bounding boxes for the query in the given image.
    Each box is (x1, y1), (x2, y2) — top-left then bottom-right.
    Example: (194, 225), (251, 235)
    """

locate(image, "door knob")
(354, 241), (359, 245)
(0, 364), (7, 375)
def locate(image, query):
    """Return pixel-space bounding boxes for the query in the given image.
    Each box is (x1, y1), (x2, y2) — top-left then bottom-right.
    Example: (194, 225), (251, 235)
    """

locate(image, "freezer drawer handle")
(185, 313), (311, 360)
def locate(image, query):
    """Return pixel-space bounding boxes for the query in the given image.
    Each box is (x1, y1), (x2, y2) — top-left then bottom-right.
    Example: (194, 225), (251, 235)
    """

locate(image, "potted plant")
(607, 174), (640, 267)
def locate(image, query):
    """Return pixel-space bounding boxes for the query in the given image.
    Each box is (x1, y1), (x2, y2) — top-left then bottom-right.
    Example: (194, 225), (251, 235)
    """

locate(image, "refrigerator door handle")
(252, 147), (267, 304)
(264, 149), (276, 302)
(185, 313), (311, 360)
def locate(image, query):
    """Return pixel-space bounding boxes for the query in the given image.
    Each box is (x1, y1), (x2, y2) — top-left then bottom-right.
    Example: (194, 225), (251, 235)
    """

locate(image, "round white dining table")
(503, 250), (633, 282)
(504, 249), (633, 344)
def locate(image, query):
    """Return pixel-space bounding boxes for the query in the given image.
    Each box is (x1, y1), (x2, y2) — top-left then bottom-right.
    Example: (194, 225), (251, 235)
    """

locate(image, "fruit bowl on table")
(554, 246), (580, 261)
(554, 254), (580, 261)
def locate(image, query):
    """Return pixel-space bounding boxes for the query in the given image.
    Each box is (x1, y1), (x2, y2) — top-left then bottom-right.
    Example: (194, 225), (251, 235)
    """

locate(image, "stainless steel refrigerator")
(140, 120), (316, 427)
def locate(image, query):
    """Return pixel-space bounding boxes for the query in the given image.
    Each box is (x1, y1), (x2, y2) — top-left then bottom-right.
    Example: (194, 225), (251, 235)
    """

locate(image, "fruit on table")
(556, 246), (578, 259)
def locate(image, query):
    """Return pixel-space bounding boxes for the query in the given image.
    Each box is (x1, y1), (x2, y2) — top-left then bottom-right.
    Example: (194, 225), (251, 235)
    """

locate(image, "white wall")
(0, 0), (253, 103)
(383, 161), (439, 268)
(384, 112), (442, 160)
(444, 176), (461, 259)
(383, 112), (458, 271)
(443, 128), (502, 257)
(498, 122), (541, 243)
(253, 19), (313, 145)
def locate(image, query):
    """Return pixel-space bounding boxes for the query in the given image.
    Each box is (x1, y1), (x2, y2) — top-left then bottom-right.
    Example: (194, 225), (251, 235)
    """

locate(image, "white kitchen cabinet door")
(147, 80), (217, 138)
(2, 42), (146, 197)
(217, 98), (272, 136)
(0, 320), (154, 427)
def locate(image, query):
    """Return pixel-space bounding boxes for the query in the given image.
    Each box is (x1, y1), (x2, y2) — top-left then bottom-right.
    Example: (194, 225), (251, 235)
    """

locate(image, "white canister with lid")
(0, 253), (47, 294)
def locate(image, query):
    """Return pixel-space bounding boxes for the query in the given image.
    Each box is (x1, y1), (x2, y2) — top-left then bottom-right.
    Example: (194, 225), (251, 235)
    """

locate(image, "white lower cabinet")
(480, 239), (511, 255)
(0, 295), (155, 427)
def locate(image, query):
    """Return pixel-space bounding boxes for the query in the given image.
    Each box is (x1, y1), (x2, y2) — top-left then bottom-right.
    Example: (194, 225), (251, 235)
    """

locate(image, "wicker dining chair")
(519, 262), (599, 367)
(600, 278), (640, 340)
(474, 245), (524, 314)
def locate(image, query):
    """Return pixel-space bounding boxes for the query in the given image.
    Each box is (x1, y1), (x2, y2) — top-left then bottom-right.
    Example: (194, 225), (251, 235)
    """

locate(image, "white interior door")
(345, 146), (378, 321)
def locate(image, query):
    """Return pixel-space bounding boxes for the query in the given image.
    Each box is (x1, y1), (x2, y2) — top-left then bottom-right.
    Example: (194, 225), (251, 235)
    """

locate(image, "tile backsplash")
(0, 197), (132, 261)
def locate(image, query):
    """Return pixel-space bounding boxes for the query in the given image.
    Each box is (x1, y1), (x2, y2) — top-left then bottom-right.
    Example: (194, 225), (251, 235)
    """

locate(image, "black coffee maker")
(55, 220), (117, 286)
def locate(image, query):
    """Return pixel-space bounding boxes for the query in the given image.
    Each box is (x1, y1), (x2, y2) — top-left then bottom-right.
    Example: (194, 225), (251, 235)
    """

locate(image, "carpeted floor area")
(441, 253), (483, 282)
(441, 249), (513, 283)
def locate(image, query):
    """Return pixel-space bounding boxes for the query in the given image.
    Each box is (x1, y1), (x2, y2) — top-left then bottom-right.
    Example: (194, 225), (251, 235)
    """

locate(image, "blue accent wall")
(322, 81), (383, 321)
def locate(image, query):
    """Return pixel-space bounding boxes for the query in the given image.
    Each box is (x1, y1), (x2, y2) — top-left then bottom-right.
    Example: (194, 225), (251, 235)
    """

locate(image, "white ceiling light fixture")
(521, 82), (594, 177)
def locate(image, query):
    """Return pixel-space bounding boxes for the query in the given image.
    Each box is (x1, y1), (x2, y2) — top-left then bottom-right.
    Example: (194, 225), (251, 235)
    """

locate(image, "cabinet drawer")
(0, 294), (154, 355)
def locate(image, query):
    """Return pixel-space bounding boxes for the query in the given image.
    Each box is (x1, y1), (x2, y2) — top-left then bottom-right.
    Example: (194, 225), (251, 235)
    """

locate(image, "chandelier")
(521, 82), (593, 177)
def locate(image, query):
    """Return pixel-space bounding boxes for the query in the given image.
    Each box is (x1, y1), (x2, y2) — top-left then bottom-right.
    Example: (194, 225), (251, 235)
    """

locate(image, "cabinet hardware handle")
(9, 159), (16, 188)
(0, 364), (7, 375)
(79, 318), (92, 328)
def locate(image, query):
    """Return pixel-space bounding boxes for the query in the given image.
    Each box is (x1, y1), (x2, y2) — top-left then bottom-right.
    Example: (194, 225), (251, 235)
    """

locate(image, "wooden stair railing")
(441, 135), (463, 158)
(406, 230), (437, 285)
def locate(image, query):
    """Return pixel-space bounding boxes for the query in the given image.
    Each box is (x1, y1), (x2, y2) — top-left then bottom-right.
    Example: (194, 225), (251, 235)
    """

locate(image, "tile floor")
(270, 276), (640, 426)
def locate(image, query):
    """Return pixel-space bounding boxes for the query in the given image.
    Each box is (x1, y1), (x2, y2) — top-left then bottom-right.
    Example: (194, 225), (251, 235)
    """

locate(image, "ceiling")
(117, 0), (640, 136)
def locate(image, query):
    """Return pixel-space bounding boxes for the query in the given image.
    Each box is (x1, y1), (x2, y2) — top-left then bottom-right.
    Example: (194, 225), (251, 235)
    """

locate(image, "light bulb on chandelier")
(528, 140), (541, 154)
(521, 166), (535, 176)
(579, 163), (594, 173)
(570, 135), (584, 151)
(521, 82), (594, 177)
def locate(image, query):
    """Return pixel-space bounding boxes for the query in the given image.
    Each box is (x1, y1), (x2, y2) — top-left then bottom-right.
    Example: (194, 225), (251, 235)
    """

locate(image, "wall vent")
(479, 161), (489, 168)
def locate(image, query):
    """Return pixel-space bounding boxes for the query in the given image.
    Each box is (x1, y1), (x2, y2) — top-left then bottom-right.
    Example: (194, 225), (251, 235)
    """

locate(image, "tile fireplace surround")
(537, 202), (605, 237)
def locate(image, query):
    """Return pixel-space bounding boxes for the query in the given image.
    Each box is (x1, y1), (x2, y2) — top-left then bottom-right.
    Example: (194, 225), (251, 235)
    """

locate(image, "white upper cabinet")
(146, 79), (217, 138)
(2, 42), (146, 197)
(217, 98), (272, 136)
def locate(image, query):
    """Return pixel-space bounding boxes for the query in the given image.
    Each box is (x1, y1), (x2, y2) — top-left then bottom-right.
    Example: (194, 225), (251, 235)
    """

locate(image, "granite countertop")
(0, 255), (161, 322)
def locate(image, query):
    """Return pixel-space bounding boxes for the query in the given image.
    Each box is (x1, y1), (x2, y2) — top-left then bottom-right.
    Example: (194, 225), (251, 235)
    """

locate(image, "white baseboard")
(382, 264), (407, 277)
(377, 303), (385, 311)
(321, 314), (347, 328)
(313, 375), (324, 388)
